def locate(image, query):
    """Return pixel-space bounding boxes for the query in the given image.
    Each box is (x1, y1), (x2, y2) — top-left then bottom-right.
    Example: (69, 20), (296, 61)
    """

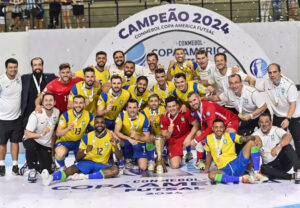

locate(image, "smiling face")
(95, 117), (106, 134)
(32, 59), (43, 75)
(175, 76), (187, 91)
(148, 96), (159, 110)
(147, 55), (158, 71)
(212, 121), (225, 138)
(42, 94), (55, 111)
(215, 55), (227, 71)
(73, 97), (85, 114)
(84, 71), (95, 88)
(155, 71), (167, 87)
(111, 77), (122, 93)
(258, 115), (272, 134)
(59, 68), (71, 84)
(6, 63), (18, 79)
(268, 64), (281, 85)
(136, 79), (147, 94)
(166, 101), (179, 117)
(114, 52), (125, 67)
(96, 54), (107, 68)
(175, 49), (185, 64)
(196, 53), (209, 69)
(127, 102), (139, 118)
(188, 93), (201, 111)
(124, 62), (135, 77)
(228, 75), (243, 95)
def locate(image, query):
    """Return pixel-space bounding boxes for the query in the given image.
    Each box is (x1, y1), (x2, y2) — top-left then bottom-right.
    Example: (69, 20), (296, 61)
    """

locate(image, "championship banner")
(84, 4), (271, 80)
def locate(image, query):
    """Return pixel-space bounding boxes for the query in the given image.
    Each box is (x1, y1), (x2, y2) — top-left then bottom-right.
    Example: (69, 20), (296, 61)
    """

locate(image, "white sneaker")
(68, 173), (88, 180)
(41, 169), (53, 186)
(241, 174), (255, 183)
(254, 172), (268, 182)
(148, 160), (155, 172)
(194, 160), (206, 170)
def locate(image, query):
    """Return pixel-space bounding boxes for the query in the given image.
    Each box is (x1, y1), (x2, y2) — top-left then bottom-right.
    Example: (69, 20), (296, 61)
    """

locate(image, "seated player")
(68, 67), (101, 116)
(119, 61), (137, 88)
(124, 76), (151, 110)
(55, 95), (94, 169)
(97, 75), (130, 131)
(114, 99), (153, 174)
(252, 113), (300, 183)
(23, 93), (60, 182)
(161, 96), (200, 169)
(142, 94), (166, 171)
(151, 68), (176, 106)
(41, 115), (122, 186)
(187, 91), (239, 169)
(204, 119), (268, 184)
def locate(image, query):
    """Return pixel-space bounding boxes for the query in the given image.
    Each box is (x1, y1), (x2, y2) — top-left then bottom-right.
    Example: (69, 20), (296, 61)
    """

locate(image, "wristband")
(286, 117), (291, 122)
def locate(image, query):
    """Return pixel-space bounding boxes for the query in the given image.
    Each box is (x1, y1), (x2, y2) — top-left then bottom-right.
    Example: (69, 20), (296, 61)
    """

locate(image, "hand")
(254, 136), (262, 148)
(108, 130), (117, 146)
(149, 115), (156, 124)
(239, 114), (251, 121)
(271, 146), (280, 157)
(35, 104), (42, 114)
(68, 123), (75, 131)
(180, 104), (187, 113)
(190, 140), (197, 147)
(186, 63), (193, 69)
(167, 125), (174, 134)
(106, 102), (113, 112)
(128, 138), (138, 146)
(158, 64), (165, 69)
(42, 127), (50, 136)
(231, 66), (240, 73)
(86, 145), (93, 153)
(93, 79), (100, 88)
(85, 98), (91, 106)
(169, 60), (176, 68)
(130, 130), (138, 140)
(201, 169), (209, 174)
(206, 86), (215, 94)
(281, 119), (289, 129)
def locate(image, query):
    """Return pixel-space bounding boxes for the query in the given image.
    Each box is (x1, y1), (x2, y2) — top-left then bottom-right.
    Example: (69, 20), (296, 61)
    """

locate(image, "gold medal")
(275, 102), (278, 107)
(238, 113), (242, 117)
(89, 98), (93, 102)
(48, 125), (53, 130)
(170, 123), (174, 127)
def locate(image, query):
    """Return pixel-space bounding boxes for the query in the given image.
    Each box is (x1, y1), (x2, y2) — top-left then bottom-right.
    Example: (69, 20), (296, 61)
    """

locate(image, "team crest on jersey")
(82, 121), (86, 126)
(223, 139), (227, 144)
(59, 118), (64, 124)
(120, 100), (123, 104)
(271, 135), (275, 141)
(243, 98), (249, 104)
(181, 117), (185, 122)
(160, 124), (163, 128)
(281, 88), (285, 94)
(105, 142), (109, 148)
(206, 112), (210, 116)
(53, 117), (58, 123)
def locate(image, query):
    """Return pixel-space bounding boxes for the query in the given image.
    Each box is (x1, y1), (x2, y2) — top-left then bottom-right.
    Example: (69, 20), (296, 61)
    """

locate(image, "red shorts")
(226, 117), (239, 132)
(167, 131), (190, 159)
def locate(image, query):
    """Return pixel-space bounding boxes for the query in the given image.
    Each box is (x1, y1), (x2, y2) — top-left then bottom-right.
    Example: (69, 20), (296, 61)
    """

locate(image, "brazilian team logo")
(82, 121), (86, 126)
(181, 117), (185, 122)
(223, 140), (227, 144)
(59, 118), (64, 124)
(120, 100), (123, 104)
(105, 142), (109, 147)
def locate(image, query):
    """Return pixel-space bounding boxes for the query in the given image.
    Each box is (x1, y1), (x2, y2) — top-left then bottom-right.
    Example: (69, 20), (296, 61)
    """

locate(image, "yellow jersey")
(115, 111), (150, 143)
(125, 85), (151, 110)
(151, 81), (176, 106)
(79, 130), (120, 164)
(56, 109), (94, 143)
(69, 81), (101, 116)
(171, 60), (195, 81)
(142, 106), (165, 135)
(118, 72), (137, 88)
(204, 132), (242, 169)
(75, 66), (110, 87)
(97, 89), (131, 121)
(173, 81), (207, 106)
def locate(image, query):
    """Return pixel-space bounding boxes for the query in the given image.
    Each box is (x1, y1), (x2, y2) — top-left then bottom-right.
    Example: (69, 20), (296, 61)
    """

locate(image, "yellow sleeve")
(58, 114), (67, 128)
(115, 115), (123, 126)
(234, 134), (242, 144)
(204, 144), (211, 152)
(197, 83), (207, 96)
(97, 94), (106, 108)
(75, 70), (84, 78)
(79, 134), (88, 149)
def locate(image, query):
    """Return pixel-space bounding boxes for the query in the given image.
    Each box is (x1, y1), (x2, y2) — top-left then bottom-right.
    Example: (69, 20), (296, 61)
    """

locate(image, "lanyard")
(238, 88), (245, 114)
(274, 79), (283, 106)
(213, 134), (224, 160)
(196, 103), (203, 127)
(168, 112), (179, 124)
(83, 82), (94, 100)
(158, 82), (168, 102)
(33, 75), (42, 94)
(73, 110), (82, 124)
(110, 89), (121, 103)
(129, 116), (139, 130)
(93, 130), (106, 146)
(134, 87), (144, 108)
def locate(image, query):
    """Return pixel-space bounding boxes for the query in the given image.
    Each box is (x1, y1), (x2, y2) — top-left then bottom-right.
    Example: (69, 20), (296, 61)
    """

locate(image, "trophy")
(154, 135), (167, 174)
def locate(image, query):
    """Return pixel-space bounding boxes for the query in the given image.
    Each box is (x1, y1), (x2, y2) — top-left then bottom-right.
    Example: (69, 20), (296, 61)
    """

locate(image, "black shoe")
(0, 166), (5, 176)
(12, 165), (20, 176)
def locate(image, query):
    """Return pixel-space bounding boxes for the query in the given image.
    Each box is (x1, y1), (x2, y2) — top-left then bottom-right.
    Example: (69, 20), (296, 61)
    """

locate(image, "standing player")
(97, 75), (131, 131)
(0, 58), (23, 176)
(151, 68), (176, 106)
(187, 91), (239, 169)
(24, 93), (59, 182)
(145, 52), (163, 90)
(142, 94), (166, 171)
(118, 61), (137, 88)
(167, 48), (195, 81)
(204, 119), (268, 184)
(55, 95), (94, 169)
(35, 63), (82, 113)
(42, 115), (122, 186)
(124, 76), (151, 110)
(161, 97), (200, 169)
(68, 67), (101, 116)
(114, 99), (152, 173)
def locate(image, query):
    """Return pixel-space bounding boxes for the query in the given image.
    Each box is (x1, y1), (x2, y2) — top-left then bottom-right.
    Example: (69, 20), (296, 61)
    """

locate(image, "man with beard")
(167, 48), (195, 81)
(160, 96), (200, 169)
(42, 115), (122, 186)
(76, 51), (110, 87)
(115, 99), (152, 174)
(35, 63), (82, 113)
(142, 94), (166, 171)
(118, 61), (137, 88)
(124, 76), (151, 110)
(68, 67), (101, 116)
(109, 50), (144, 78)
(54, 95), (94, 169)
(145, 52), (164, 90)
(23, 93), (60, 182)
(187, 91), (239, 169)
(151, 68), (176, 106)
(21, 57), (57, 128)
(97, 75), (130, 131)
(252, 113), (300, 183)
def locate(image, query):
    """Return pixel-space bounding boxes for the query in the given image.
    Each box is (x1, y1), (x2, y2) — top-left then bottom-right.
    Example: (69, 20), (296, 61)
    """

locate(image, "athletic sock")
(118, 160), (124, 166)
(251, 146), (260, 172)
(12, 161), (18, 166)
(197, 151), (204, 161)
(215, 174), (240, 184)
(52, 170), (66, 181)
(186, 146), (191, 153)
(55, 155), (65, 167)
(88, 170), (105, 179)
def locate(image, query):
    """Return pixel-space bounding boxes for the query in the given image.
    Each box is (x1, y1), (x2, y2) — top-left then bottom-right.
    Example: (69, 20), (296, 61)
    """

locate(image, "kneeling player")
(204, 119), (268, 184)
(161, 96), (200, 169)
(42, 115), (122, 185)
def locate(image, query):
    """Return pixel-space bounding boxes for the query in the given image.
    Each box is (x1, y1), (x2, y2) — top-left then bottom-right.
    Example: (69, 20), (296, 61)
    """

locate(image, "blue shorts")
(133, 143), (147, 159)
(73, 160), (111, 174)
(220, 150), (251, 177)
(105, 119), (115, 131)
(55, 141), (80, 156)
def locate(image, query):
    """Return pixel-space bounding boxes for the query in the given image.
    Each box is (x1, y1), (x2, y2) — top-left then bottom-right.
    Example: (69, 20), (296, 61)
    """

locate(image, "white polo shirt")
(252, 126), (287, 164)
(108, 63), (145, 78)
(143, 66), (156, 90)
(258, 75), (300, 118)
(26, 107), (60, 148)
(195, 61), (216, 82)
(0, 73), (22, 120)
(219, 85), (266, 119)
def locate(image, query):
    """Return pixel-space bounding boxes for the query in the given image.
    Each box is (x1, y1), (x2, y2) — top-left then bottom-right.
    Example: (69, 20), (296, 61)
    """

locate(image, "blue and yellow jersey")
(56, 109), (94, 143)
(171, 60), (195, 81)
(118, 72), (137, 88)
(115, 111), (150, 143)
(69, 81), (101, 116)
(75, 66), (110, 87)
(79, 131), (120, 164)
(125, 85), (151, 110)
(173, 81), (207, 105)
(205, 132), (242, 169)
(151, 81), (176, 106)
(97, 89), (131, 121)
(142, 106), (165, 135)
